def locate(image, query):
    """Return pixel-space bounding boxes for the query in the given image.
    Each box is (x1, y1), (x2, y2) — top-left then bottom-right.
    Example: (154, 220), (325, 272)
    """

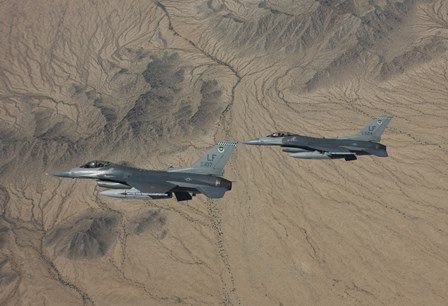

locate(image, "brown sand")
(1, 0), (448, 305)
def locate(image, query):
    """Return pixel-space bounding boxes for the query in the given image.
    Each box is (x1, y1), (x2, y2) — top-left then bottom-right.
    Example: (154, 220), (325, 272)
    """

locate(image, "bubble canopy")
(80, 161), (111, 168)
(266, 132), (293, 137)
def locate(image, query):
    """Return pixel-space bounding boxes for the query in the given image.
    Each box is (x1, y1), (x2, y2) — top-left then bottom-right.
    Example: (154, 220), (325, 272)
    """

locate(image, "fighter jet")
(244, 115), (392, 161)
(52, 141), (237, 201)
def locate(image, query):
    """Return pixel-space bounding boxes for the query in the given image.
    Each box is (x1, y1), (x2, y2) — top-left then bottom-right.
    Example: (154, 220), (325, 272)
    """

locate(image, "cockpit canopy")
(266, 132), (294, 137)
(80, 161), (111, 168)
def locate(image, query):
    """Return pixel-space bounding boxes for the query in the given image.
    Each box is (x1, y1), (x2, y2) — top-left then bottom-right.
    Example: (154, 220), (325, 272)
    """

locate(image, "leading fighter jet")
(244, 115), (392, 161)
(52, 141), (237, 201)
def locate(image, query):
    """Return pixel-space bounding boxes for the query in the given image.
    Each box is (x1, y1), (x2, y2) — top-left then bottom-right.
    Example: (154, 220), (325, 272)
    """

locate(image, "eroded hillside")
(1, 0), (448, 305)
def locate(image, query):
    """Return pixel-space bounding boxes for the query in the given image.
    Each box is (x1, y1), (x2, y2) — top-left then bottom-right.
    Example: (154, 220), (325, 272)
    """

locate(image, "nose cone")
(51, 167), (101, 179)
(52, 169), (73, 178)
(243, 138), (263, 145)
(243, 137), (285, 145)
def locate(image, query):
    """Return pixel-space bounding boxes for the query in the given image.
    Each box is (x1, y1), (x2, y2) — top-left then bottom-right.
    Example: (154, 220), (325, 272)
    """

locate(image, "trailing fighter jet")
(244, 115), (392, 161)
(52, 141), (237, 201)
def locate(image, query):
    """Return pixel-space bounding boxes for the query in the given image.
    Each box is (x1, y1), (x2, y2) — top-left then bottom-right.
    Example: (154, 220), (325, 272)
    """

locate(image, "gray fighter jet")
(244, 115), (392, 161)
(52, 141), (237, 201)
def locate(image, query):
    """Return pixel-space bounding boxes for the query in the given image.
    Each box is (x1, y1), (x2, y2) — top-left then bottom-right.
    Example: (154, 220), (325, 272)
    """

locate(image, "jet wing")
(196, 187), (228, 199)
(306, 144), (350, 153)
(127, 180), (176, 193)
(339, 145), (366, 152)
(339, 145), (387, 157)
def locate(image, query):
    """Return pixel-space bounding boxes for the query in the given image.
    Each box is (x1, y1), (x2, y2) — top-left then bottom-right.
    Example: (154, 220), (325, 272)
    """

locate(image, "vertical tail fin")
(338, 115), (393, 142)
(167, 140), (237, 176)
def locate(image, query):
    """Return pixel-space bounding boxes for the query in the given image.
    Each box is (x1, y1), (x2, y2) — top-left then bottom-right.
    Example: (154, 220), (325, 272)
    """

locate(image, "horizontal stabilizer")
(363, 148), (388, 157)
(197, 187), (228, 199)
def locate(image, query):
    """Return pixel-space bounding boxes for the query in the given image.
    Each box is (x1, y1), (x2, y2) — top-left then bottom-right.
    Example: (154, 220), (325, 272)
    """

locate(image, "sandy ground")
(1, 0), (448, 305)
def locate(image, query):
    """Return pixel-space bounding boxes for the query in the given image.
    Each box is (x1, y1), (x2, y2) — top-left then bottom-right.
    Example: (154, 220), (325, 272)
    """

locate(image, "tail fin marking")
(167, 140), (237, 176)
(338, 115), (392, 142)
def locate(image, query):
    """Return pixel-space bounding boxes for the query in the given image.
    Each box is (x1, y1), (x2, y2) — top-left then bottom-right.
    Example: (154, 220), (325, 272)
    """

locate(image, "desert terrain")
(1, 0), (448, 305)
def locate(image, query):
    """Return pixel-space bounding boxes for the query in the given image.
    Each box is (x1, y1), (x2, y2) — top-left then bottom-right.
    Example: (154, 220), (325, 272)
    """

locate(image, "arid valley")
(1, 0), (448, 305)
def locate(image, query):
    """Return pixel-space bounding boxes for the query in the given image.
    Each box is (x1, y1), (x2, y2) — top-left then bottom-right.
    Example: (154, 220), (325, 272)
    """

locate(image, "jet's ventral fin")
(174, 192), (193, 201)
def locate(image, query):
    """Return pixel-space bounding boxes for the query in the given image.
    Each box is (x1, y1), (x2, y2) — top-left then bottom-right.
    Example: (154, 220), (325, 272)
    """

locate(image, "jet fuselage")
(53, 163), (232, 199)
(281, 135), (387, 156)
(244, 134), (387, 160)
(52, 140), (237, 201)
(244, 115), (392, 161)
